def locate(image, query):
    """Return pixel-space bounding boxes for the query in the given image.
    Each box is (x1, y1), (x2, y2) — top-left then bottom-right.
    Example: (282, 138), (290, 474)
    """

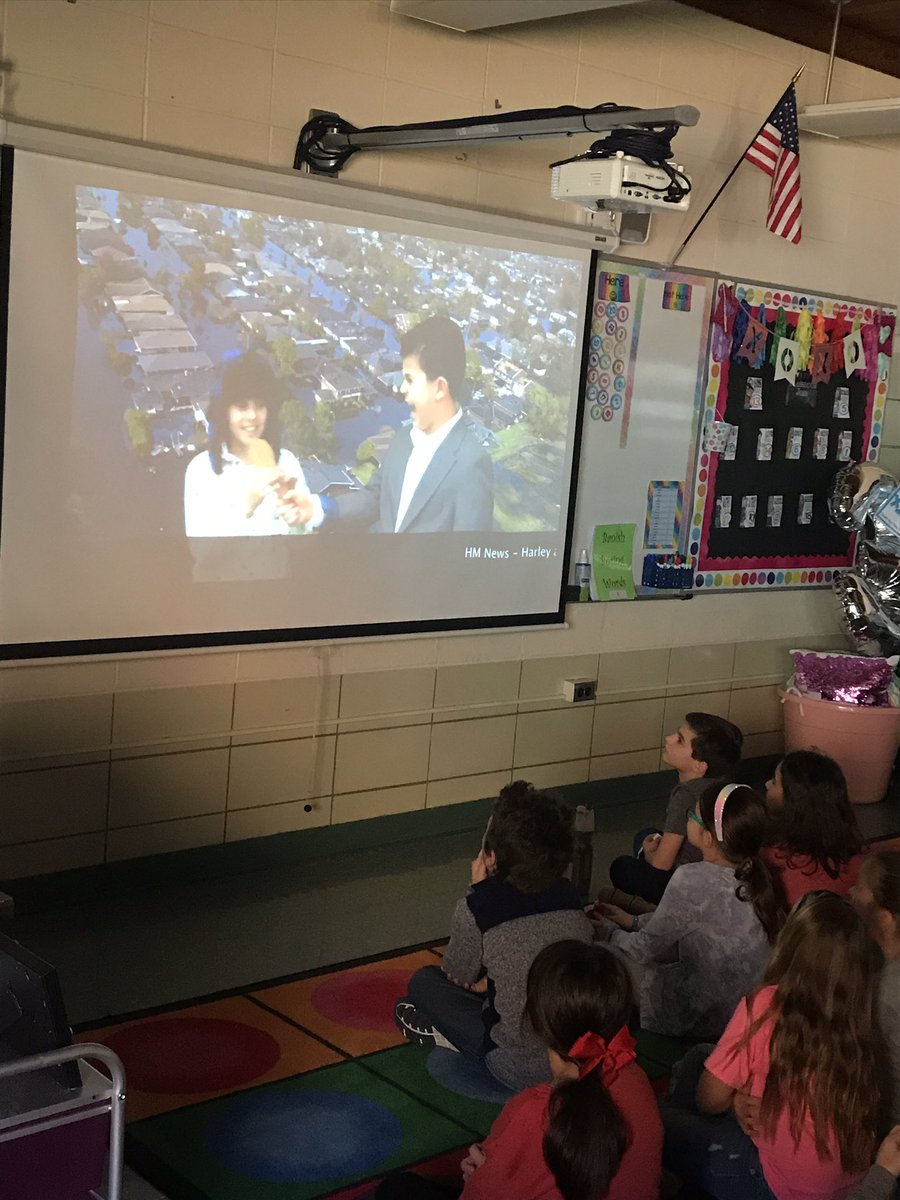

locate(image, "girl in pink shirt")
(660, 891), (882, 1200)
(762, 751), (864, 909)
(377, 940), (662, 1200)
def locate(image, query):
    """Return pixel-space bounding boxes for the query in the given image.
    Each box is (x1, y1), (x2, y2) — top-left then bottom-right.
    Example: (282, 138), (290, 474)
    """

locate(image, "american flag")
(744, 84), (802, 244)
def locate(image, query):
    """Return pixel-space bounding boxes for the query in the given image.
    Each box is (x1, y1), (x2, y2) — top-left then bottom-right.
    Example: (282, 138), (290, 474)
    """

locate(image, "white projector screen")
(0, 145), (592, 657)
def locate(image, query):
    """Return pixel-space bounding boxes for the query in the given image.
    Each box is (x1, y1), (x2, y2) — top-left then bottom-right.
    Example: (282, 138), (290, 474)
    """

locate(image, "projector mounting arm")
(294, 104), (699, 176)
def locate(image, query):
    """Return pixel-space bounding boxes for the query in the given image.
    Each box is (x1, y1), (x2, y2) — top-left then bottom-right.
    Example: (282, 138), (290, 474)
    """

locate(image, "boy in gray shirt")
(604, 712), (743, 908)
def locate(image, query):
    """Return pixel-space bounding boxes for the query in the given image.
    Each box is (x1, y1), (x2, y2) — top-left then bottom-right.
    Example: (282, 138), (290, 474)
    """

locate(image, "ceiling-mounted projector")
(551, 152), (692, 214)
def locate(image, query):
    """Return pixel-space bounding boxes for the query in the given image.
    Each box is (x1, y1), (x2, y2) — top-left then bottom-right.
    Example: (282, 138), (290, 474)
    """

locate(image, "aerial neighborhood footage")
(75, 187), (583, 534)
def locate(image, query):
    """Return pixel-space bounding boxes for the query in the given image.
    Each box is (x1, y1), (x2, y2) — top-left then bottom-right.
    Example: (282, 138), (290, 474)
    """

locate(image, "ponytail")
(545, 1072), (627, 1200)
(734, 854), (783, 944)
(700, 784), (785, 943)
(525, 941), (636, 1200)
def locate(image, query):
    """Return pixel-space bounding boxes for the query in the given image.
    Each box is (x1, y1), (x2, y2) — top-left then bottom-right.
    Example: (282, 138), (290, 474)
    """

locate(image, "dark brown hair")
(698, 783), (782, 943)
(525, 941), (634, 1200)
(686, 712), (743, 777)
(208, 352), (288, 475)
(399, 314), (466, 400)
(483, 781), (573, 893)
(752, 893), (881, 1171)
(768, 751), (864, 876)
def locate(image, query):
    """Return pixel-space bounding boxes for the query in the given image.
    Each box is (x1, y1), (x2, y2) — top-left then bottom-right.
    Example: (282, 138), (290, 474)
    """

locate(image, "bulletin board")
(689, 279), (896, 593)
(571, 259), (714, 594)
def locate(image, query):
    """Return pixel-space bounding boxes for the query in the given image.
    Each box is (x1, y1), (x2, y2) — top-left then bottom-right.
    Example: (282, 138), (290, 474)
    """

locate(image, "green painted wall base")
(2, 755), (786, 914)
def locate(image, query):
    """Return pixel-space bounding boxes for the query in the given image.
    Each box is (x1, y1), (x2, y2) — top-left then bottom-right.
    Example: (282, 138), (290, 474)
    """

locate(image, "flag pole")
(667, 63), (805, 268)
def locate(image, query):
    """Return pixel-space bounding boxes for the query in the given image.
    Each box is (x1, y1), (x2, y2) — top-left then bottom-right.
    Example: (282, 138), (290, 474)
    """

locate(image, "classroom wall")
(1, 0), (898, 878)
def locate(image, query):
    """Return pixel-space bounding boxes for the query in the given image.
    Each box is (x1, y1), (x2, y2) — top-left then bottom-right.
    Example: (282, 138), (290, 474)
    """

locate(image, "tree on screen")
(281, 397), (339, 462)
(272, 335), (299, 378)
(524, 385), (568, 442)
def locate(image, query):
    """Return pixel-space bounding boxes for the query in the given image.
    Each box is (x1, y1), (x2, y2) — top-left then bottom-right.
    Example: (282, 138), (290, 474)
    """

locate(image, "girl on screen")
(183, 352), (311, 537)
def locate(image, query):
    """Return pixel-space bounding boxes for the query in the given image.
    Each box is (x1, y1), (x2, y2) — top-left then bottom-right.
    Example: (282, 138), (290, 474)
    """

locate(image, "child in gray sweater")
(595, 783), (780, 1039)
(396, 781), (593, 1091)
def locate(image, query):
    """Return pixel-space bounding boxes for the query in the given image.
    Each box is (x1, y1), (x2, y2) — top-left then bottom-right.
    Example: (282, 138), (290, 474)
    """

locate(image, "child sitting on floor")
(376, 940), (662, 1200)
(395, 781), (593, 1093)
(763, 749), (865, 908)
(852, 848), (900, 1129)
(661, 891), (882, 1200)
(847, 1126), (900, 1200)
(594, 783), (780, 1039)
(601, 712), (743, 910)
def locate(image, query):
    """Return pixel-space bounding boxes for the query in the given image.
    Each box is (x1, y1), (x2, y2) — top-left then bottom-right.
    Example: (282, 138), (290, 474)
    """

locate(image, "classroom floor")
(15, 792), (664, 1200)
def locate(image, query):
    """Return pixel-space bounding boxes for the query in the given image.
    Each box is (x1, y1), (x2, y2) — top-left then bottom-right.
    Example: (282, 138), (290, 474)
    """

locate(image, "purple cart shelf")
(0, 1043), (125, 1200)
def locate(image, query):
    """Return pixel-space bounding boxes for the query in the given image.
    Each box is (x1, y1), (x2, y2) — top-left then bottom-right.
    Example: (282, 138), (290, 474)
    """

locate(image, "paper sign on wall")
(591, 524), (636, 601)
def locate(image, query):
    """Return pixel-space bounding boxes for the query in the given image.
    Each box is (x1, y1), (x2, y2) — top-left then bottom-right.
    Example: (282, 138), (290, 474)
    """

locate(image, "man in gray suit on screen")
(301, 315), (494, 533)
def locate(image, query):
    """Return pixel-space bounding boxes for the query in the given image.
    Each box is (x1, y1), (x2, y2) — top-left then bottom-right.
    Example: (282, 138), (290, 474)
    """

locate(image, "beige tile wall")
(0, 0), (894, 875)
(1, 633), (852, 877)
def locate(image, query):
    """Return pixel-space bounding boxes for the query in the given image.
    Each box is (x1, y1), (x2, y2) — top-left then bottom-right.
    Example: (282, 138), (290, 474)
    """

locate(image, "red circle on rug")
(311, 970), (413, 1033)
(105, 1017), (280, 1093)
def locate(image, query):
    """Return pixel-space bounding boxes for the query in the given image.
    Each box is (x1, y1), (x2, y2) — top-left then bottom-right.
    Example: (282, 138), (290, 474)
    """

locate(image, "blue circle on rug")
(205, 1089), (403, 1182)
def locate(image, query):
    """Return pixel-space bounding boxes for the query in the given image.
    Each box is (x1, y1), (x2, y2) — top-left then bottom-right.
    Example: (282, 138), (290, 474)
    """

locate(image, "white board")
(571, 260), (714, 590)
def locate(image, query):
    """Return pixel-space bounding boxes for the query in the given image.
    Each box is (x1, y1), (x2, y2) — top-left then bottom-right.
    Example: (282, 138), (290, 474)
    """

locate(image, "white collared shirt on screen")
(393, 408), (462, 532)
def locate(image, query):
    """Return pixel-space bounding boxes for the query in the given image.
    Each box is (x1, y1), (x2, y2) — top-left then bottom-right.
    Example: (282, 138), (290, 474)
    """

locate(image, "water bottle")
(575, 549), (591, 601)
(570, 805), (595, 904)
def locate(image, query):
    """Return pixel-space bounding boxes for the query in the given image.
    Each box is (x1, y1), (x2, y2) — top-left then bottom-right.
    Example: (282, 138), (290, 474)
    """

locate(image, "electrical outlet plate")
(563, 677), (597, 702)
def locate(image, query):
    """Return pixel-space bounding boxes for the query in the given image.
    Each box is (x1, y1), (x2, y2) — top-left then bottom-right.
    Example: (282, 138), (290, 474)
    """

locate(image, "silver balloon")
(830, 461), (900, 657)
(833, 571), (899, 657)
(858, 543), (900, 621)
(864, 485), (900, 556)
(829, 462), (897, 532)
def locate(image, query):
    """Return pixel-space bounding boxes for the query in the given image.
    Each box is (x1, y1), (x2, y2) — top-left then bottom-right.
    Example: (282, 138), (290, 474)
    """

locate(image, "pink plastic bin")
(780, 689), (900, 804)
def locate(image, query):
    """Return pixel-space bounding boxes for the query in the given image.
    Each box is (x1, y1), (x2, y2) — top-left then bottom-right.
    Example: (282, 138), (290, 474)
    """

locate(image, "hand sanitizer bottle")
(575, 549), (591, 601)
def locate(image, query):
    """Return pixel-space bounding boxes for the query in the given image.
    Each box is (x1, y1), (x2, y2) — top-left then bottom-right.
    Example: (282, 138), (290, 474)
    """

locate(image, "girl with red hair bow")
(376, 941), (661, 1200)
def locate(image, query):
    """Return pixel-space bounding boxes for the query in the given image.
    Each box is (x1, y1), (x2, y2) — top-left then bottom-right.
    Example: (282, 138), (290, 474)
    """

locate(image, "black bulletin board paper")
(689, 280), (895, 593)
(704, 353), (863, 562)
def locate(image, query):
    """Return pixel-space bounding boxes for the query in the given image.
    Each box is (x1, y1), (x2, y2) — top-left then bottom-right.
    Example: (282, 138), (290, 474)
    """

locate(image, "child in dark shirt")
(599, 712), (743, 909)
(395, 781), (593, 1092)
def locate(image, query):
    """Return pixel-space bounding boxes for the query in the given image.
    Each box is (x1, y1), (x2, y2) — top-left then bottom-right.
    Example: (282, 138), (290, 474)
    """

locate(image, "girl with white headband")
(594, 783), (781, 1040)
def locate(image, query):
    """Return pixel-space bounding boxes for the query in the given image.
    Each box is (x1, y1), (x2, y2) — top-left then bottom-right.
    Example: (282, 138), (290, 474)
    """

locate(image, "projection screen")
(0, 136), (593, 657)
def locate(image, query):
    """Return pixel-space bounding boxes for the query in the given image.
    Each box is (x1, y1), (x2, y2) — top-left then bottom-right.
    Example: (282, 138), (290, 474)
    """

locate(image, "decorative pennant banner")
(795, 308), (813, 371)
(831, 310), (848, 373)
(731, 300), (750, 359)
(768, 305), (787, 367)
(774, 335), (799, 384)
(809, 340), (835, 385)
(844, 328), (866, 375)
(752, 304), (768, 368)
(735, 313), (770, 365)
(862, 322), (879, 386)
(711, 284), (739, 362)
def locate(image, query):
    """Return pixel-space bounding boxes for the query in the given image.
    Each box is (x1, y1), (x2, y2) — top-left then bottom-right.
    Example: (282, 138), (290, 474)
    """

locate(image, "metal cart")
(0, 1042), (125, 1200)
